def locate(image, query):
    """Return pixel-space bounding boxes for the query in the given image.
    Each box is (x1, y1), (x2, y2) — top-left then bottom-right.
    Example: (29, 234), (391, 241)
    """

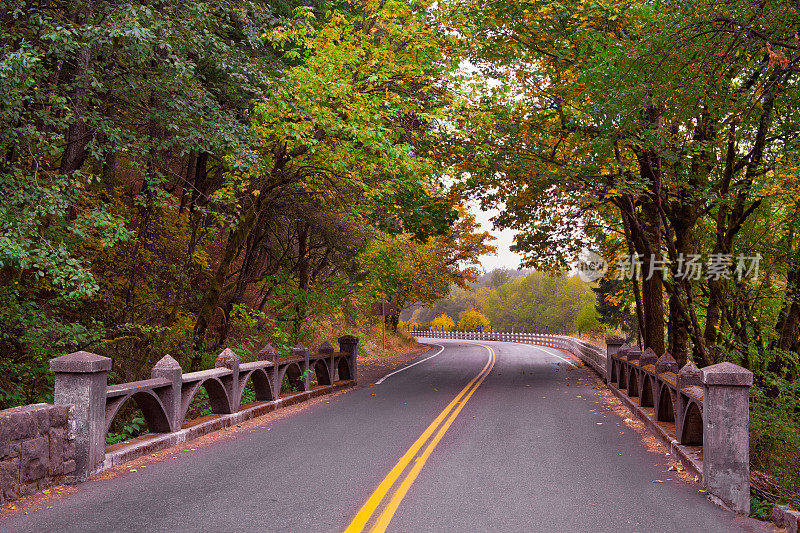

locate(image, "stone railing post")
(676, 361), (702, 441)
(258, 344), (281, 396)
(258, 344), (280, 367)
(291, 344), (310, 391)
(624, 346), (641, 393)
(653, 353), (678, 421)
(151, 355), (183, 431)
(50, 351), (111, 482)
(655, 353), (679, 374)
(215, 348), (240, 412)
(640, 348), (658, 367)
(338, 335), (359, 384)
(319, 341), (335, 384)
(605, 336), (624, 383)
(702, 362), (753, 515)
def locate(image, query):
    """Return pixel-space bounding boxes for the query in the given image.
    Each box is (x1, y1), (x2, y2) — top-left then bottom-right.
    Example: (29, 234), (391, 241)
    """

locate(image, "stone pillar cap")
(640, 348), (658, 365)
(702, 362), (753, 386)
(292, 343), (309, 355)
(655, 353), (678, 374)
(338, 334), (359, 343)
(678, 360), (702, 377)
(257, 344), (278, 360)
(153, 354), (181, 369)
(50, 351), (112, 373)
(626, 346), (642, 360)
(318, 341), (334, 354)
(215, 348), (240, 369)
(606, 336), (625, 345)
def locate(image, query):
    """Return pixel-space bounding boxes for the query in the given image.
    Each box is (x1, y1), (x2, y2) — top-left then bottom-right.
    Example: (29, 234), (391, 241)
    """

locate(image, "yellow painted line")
(345, 344), (495, 533)
(370, 346), (495, 532)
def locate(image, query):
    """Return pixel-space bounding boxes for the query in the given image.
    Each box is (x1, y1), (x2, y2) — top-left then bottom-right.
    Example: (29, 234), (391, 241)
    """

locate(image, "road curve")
(1, 340), (773, 532)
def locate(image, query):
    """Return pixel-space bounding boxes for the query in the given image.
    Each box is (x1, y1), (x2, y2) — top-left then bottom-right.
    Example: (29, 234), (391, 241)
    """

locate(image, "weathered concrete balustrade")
(415, 327), (753, 515)
(414, 328), (606, 375)
(605, 339), (753, 514)
(47, 335), (358, 483)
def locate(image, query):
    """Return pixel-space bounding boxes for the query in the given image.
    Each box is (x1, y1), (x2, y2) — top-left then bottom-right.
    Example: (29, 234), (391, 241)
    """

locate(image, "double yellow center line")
(345, 344), (496, 533)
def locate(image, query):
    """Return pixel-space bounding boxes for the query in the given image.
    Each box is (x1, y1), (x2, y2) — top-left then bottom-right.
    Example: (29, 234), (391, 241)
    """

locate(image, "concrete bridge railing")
(605, 338), (752, 514)
(414, 329), (606, 375)
(46, 335), (358, 484)
(414, 328), (753, 515)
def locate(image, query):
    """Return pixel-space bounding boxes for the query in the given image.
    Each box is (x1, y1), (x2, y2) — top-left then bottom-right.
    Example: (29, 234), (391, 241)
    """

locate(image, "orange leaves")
(766, 42), (789, 69)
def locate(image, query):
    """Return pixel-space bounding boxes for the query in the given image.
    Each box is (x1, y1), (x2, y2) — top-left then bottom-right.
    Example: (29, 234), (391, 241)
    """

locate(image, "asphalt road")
(1, 340), (774, 532)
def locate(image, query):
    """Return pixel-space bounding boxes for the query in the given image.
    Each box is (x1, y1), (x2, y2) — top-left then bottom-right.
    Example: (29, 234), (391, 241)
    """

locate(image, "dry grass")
(309, 316), (416, 358)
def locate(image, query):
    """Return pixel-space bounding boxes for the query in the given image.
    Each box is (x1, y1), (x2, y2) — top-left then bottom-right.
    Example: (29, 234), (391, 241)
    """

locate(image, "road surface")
(1, 340), (773, 532)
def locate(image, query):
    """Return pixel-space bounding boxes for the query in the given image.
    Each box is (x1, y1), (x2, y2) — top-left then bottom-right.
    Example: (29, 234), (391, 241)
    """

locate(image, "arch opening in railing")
(47, 335), (359, 483)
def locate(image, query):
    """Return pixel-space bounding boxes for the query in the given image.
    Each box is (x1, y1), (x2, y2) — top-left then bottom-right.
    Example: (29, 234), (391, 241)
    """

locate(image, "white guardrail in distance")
(412, 329), (607, 378)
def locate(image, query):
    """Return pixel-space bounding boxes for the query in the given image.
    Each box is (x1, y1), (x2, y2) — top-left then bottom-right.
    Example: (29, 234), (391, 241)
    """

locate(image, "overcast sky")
(470, 202), (523, 272)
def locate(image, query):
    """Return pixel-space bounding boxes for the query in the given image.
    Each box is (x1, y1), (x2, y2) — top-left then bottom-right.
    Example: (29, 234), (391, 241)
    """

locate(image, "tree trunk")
(620, 154), (665, 355)
(292, 221), (309, 342)
(622, 216), (646, 346)
(60, 4), (94, 175)
(638, 146), (665, 355)
(777, 265), (800, 352)
(704, 92), (775, 365)
(192, 198), (264, 368)
(216, 223), (264, 347)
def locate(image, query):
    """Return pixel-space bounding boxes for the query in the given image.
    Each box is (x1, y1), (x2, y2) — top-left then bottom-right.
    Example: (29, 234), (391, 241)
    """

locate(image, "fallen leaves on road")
(593, 373), (698, 486)
(653, 480), (664, 483)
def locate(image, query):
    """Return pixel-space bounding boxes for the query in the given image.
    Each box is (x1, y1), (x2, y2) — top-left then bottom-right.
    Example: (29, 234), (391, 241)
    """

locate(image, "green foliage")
(749, 493), (774, 520)
(280, 375), (299, 394)
(105, 416), (147, 446)
(592, 276), (638, 341)
(751, 370), (800, 493)
(0, 288), (105, 408)
(575, 300), (601, 334)
(414, 269), (599, 334)
(443, 0), (800, 493)
(0, 0), (498, 410)
(183, 387), (213, 422)
(6, 0), (798, 503)
(358, 210), (495, 312)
